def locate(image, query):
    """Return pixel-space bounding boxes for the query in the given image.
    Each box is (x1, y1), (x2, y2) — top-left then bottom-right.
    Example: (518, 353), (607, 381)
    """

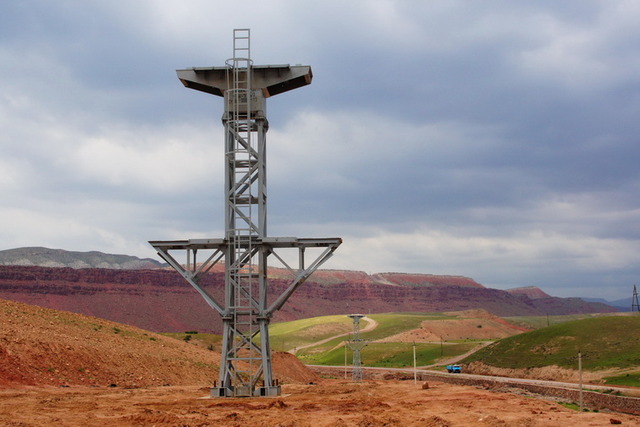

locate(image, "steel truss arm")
(264, 237), (342, 314)
(149, 239), (227, 315)
(149, 237), (341, 316)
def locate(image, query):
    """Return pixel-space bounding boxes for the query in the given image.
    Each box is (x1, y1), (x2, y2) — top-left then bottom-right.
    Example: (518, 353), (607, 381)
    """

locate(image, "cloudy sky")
(2, 1), (640, 300)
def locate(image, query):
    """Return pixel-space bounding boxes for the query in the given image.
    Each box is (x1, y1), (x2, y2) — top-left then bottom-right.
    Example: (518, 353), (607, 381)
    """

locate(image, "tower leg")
(211, 316), (235, 397)
(255, 317), (280, 396)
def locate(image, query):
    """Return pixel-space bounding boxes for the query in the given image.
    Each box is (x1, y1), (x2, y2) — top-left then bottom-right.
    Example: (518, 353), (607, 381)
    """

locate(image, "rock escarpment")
(0, 266), (615, 334)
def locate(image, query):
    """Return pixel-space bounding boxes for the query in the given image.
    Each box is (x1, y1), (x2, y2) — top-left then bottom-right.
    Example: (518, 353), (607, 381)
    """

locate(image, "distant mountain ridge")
(0, 247), (164, 270)
(505, 285), (635, 312)
(0, 247), (618, 333)
(581, 296), (633, 312)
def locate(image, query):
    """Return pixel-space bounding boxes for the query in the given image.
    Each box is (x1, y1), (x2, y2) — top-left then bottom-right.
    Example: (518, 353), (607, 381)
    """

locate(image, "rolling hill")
(270, 310), (529, 369)
(462, 315), (640, 370)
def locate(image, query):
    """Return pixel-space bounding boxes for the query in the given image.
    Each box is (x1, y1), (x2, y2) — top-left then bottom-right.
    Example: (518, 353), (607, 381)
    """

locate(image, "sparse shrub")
(183, 335), (192, 342)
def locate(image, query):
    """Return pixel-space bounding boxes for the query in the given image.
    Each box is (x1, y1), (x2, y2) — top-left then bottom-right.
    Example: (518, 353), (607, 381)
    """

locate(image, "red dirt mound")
(378, 309), (530, 343)
(0, 298), (316, 387)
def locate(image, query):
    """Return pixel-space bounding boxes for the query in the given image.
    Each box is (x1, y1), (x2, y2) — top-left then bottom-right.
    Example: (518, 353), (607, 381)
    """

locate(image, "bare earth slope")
(378, 309), (530, 343)
(0, 298), (217, 387)
(0, 298), (315, 387)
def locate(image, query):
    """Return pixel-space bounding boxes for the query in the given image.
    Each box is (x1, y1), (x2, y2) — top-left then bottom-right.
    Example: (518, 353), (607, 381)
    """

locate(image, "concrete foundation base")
(210, 385), (281, 398)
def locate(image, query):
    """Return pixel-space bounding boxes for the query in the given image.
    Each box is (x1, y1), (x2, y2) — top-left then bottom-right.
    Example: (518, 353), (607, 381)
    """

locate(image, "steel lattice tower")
(633, 285), (640, 312)
(150, 29), (341, 397)
(347, 314), (368, 382)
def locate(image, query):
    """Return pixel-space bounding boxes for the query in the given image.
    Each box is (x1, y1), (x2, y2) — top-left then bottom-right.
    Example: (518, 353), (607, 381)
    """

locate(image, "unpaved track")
(361, 366), (640, 394)
(423, 340), (493, 368)
(314, 364), (640, 396)
(289, 316), (378, 355)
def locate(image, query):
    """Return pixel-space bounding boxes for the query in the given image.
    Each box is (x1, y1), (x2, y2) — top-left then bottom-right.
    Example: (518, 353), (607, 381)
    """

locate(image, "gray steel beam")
(177, 65), (312, 97)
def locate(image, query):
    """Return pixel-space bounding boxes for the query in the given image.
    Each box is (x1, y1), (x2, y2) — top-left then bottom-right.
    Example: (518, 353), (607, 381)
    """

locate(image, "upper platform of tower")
(176, 64), (312, 98)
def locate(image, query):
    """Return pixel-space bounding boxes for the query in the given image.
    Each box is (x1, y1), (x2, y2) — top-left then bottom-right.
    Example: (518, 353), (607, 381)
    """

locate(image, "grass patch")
(504, 314), (595, 329)
(462, 316), (640, 370)
(558, 402), (593, 412)
(504, 313), (636, 330)
(162, 332), (222, 351)
(603, 372), (640, 387)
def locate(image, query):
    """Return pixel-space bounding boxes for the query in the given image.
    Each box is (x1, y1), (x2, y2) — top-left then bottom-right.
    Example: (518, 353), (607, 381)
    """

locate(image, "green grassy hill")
(462, 315), (640, 371)
(268, 312), (481, 368)
(504, 312), (631, 329)
(306, 340), (477, 368)
(268, 315), (354, 351)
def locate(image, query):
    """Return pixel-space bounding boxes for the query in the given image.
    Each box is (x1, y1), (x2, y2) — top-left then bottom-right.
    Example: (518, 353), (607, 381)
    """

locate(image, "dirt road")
(289, 316), (378, 355)
(0, 379), (636, 426)
(423, 341), (494, 368)
(314, 365), (640, 397)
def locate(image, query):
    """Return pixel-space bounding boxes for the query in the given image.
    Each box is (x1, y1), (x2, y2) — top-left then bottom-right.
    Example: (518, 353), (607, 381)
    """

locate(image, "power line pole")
(413, 341), (417, 385)
(568, 350), (588, 411)
(578, 350), (583, 411)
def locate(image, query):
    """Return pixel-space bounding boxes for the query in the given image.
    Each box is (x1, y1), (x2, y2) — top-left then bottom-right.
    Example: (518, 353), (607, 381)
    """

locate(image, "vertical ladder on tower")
(224, 28), (262, 394)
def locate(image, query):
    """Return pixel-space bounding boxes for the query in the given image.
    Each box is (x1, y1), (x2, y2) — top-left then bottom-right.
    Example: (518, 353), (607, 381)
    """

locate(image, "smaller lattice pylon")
(346, 314), (369, 382)
(632, 285), (640, 312)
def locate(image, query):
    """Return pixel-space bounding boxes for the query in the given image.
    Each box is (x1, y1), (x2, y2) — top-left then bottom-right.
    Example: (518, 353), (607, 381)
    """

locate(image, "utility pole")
(413, 341), (417, 385)
(567, 350), (588, 411)
(578, 350), (583, 411)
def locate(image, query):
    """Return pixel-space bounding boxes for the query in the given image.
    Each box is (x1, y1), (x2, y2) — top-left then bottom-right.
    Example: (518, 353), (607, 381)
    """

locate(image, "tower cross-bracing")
(150, 29), (341, 397)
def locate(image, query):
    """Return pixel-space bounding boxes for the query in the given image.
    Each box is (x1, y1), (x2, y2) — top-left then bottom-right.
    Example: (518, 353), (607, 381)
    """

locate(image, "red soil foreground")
(1, 299), (637, 425)
(1, 380), (637, 426)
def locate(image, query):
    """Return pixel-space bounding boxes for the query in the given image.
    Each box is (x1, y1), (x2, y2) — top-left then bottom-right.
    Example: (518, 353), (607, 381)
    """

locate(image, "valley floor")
(0, 379), (636, 426)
